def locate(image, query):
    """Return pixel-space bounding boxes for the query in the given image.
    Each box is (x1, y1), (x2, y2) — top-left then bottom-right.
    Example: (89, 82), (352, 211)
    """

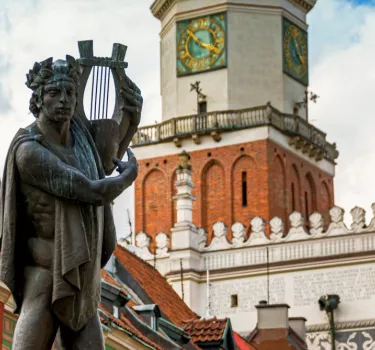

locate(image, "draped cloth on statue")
(0, 115), (116, 331)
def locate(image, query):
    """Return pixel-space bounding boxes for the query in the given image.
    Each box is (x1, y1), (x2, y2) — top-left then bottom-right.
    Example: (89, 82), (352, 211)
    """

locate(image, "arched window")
(270, 155), (287, 225)
(320, 180), (331, 225)
(143, 169), (169, 238)
(202, 161), (225, 242)
(304, 173), (317, 220)
(290, 164), (301, 212)
(231, 155), (258, 224)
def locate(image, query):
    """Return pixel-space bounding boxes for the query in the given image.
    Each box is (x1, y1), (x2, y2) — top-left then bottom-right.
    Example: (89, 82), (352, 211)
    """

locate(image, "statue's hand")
(120, 76), (143, 127)
(112, 149), (138, 182)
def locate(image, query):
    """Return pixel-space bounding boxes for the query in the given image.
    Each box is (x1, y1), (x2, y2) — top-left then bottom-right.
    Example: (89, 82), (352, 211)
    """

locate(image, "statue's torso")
(19, 136), (78, 270)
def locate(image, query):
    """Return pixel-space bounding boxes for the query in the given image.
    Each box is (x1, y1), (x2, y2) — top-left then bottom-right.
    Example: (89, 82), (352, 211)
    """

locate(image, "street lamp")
(318, 294), (340, 350)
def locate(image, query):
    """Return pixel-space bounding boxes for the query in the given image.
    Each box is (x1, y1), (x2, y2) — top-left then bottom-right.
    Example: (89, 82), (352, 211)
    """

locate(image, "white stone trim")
(307, 319), (375, 332)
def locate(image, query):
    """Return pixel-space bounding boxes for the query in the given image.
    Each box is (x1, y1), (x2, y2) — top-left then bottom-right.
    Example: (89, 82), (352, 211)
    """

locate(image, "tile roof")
(248, 328), (307, 350)
(100, 269), (137, 307)
(182, 317), (227, 343)
(114, 244), (197, 327)
(234, 331), (256, 350)
(99, 304), (163, 350)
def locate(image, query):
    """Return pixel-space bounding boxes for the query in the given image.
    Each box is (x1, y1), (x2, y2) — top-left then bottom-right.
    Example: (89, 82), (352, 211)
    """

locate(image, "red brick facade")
(134, 139), (334, 247)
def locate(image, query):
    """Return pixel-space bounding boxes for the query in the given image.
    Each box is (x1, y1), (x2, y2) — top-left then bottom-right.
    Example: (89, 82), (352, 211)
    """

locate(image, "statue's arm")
(16, 141), (138, 206)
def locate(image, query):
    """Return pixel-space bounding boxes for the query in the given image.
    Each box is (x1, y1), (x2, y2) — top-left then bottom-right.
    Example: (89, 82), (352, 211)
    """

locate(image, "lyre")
(76, 40), (128, 124)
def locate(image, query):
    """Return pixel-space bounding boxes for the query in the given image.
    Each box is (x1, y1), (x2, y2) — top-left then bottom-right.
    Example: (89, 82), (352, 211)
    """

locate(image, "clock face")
(176, 13), (227, 76)
(283, 18), (308, 86)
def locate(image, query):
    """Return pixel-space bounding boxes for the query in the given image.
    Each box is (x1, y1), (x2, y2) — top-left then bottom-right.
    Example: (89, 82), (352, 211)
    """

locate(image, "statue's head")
(26, 55), (80, 122)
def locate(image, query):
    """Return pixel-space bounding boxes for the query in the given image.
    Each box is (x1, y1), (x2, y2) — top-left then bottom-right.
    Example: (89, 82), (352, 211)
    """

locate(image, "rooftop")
(182, 317), (228, 343)
(114, 244), (197, 327)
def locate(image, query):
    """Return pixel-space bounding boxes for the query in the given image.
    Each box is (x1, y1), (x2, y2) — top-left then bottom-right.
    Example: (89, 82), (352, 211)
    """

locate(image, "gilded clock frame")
(283, 18), (309, 86)
(176, 12), (227, 77)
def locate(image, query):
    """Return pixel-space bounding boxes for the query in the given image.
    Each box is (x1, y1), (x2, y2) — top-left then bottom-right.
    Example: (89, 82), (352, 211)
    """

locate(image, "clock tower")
(152, 0), (312, 121)
(132, 0), (337, 249)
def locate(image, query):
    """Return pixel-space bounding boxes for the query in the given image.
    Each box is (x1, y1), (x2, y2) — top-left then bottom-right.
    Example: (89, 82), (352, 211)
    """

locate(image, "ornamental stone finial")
(177, 150), (192, 170)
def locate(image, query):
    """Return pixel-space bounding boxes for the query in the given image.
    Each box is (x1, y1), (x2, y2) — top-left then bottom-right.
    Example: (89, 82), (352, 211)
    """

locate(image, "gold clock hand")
(187, 29), (221, 55)
(199, 42), (221, 54)
(187, 30), (201, 45)
(294, 39), (305, 65)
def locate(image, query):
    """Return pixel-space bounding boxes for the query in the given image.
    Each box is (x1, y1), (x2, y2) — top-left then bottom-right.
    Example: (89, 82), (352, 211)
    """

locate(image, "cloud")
(0, 0), (160, 234)
(308, 0), (375, 222)
(1, 0), (375, 233)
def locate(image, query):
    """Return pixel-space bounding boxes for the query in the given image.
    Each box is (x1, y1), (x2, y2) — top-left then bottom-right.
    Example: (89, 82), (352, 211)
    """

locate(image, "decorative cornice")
(307, 319), (375, 332)
(150, 0), (176, 20)
(286, 0), (317, 13)
(151, 1), (316, 21)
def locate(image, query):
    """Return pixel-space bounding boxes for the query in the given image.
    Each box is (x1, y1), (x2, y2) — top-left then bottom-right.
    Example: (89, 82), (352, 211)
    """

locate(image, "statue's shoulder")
(12, 123), (43, 159)
(13, 122), (38, 139)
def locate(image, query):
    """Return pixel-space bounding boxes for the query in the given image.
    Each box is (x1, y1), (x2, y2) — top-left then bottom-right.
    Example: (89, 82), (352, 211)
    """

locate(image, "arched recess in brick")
(320, 180), (331, 225)
(290, 164), (301, 213)
(304, 172), (317, 221)
(171, 170), (177, 228)
(201, 160), (226, 243)
(143, 169), (169, 241)
(270, 155), (287, 225)
(231, 155), (258, 225)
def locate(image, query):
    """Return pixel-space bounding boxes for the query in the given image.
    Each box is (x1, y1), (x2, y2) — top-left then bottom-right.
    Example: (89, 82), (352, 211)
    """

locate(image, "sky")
(0, 0), (375, 236)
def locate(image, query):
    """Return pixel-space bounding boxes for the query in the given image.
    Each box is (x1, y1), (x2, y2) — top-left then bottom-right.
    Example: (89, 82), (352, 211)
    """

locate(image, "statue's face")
(41, 81), (76, 123)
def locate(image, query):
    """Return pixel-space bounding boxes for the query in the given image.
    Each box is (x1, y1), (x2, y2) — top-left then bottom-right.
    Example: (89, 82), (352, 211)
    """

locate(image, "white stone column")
(170, 151), (199, 251)
(169, 152), (203, 310)
(174, 168), (195, 226)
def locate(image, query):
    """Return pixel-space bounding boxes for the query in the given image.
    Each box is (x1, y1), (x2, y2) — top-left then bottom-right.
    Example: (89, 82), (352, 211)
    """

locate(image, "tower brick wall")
(134, 139), (334, 249)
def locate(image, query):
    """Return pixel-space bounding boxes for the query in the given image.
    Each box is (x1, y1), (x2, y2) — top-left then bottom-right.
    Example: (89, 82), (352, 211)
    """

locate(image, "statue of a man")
(0, 55), (141, 349)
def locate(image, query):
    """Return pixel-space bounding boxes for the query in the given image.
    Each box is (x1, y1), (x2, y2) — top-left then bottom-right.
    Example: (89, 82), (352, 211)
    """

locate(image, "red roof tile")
(100, 269), (137, 307)
(248, 328), (307, 350)
(101, 269), (122, 289)
(114, 245), (197, 327)
(234, 331), (256, 350)
(182, 317), (227, 343)
(99, 304), (163, 350)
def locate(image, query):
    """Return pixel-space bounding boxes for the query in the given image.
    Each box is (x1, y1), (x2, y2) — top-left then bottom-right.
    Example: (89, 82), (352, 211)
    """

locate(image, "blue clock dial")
(177, 13), (227, 76)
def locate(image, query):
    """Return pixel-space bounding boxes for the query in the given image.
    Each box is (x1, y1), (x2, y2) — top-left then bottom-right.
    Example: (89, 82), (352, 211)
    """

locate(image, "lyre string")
(94, 66), (100, 120)
(98, 66), (104, 120)
(105, 68), (111, 119)
(89, 65), (112, 120)
(102, 67), (108, 120)
(90, 66), (95, 120)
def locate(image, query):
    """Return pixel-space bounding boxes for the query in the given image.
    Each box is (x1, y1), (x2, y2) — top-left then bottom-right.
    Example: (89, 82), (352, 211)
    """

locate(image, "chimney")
(289, 317), (307, 341)
(256, 302), (290, 329)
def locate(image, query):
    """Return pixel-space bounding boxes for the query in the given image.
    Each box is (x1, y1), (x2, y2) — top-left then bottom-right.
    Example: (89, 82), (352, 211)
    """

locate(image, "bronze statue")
(0, 42), (141, 349)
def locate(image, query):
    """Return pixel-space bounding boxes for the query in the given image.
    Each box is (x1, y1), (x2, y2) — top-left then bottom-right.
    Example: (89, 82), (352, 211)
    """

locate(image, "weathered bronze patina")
(0, 43), (141, 349)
